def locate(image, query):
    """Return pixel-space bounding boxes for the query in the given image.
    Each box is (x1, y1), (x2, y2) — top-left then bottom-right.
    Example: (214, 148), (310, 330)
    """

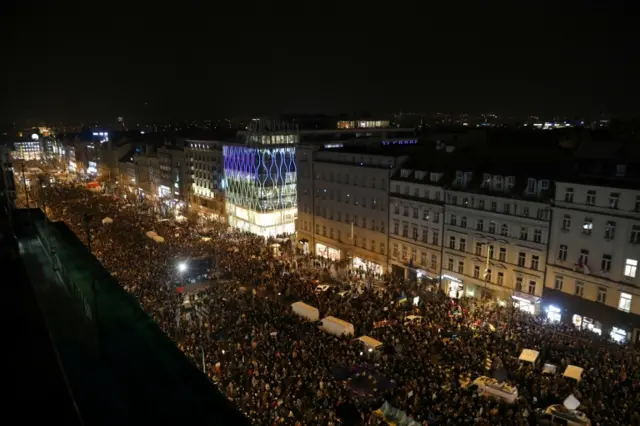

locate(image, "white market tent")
(542, 363), (557, 375)
(519, 349), (540, 364)
(563, 365), (584, 381)
(291, 301), (320, 321)
(356, 336), (383, 350)
(563, 394), (581, 410)
(320, 316), (355, 337)
(102, 217), (113, 225)
(146, 231), (158, 239)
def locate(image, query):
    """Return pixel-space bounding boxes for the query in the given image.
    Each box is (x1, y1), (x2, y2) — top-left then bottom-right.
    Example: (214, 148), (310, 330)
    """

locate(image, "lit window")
(624, 259), (638, 278)
(619, 292), (632, 313)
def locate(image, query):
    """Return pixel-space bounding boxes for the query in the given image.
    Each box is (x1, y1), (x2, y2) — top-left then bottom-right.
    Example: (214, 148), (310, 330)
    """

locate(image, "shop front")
(542, 288), (640, 344)
(298, 238), (310, 255)
(441, 274), (464, 299)
(511, 292), (540, 315)
(352, 256), (384, 277)
(315, 242), (341, 261)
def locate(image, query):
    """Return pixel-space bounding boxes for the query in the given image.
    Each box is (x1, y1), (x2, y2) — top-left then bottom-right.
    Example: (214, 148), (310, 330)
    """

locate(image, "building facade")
(544, 179), (640, 344)
(388, 167), (445, 286)
(296, 144), (408, 278)
(441, 171), (552, 312)
(223, 122), (298, 236)
(185, 139), (225, 219)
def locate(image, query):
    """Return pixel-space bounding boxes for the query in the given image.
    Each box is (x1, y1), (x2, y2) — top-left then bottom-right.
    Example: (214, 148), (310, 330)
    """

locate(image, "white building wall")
(546, 182), (640, 317)
(295, 147), (407, 275)
(440, 190), (550, 305)
(388, 180), (444, 281)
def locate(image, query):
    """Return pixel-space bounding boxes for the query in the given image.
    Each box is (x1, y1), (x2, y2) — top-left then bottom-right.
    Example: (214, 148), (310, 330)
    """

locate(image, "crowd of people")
(42, 183), (640, 425)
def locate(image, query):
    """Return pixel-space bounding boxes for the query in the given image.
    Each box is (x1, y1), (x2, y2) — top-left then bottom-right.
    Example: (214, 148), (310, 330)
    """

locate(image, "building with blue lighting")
(223, 120), (299, 236)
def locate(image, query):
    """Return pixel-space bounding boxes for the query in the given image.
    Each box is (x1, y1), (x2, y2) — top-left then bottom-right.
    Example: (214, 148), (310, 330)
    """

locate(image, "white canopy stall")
(519, 349), (540, 364)
(356, 336), (383, 351)
(563, 365), (584, 381)
(102, 217), (113, 225)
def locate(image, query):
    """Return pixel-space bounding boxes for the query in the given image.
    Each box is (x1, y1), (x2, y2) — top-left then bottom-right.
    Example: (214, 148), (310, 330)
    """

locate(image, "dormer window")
(464, 172), (473, 186)
(539, 180), (550, 192)
(526, 178), (536, 194)
(616, 164), (626, 177)
(506, 176), (515, 190)
(482, 173), (491, 188)
(494, 176), (504, 191)
(400, 169), (411, 178)
(455, 171), (463, 185)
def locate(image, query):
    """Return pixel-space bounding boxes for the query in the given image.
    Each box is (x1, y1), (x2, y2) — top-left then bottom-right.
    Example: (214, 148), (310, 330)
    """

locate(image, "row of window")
(448, 215), (546, 244)
(392, 224), (441, 246)
(561, 214), (640, 243)
(446, 238), (542, 270)
(392, 203), (441, 222)
(391, 244), (439, 270)
(553, 275), (634, 312)
(392, 194), (550, 220)
(564, 187), (640, 211)
(557, 244), (638, 278)
(315, 171), (387, 190)
(309, 208), (387, 233)
(302, 221), (387, 254)
(442, 259), (538, 294)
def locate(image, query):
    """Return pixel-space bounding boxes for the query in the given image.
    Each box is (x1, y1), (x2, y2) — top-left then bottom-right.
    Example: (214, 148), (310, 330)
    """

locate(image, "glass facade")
(223, 144), (297, 237)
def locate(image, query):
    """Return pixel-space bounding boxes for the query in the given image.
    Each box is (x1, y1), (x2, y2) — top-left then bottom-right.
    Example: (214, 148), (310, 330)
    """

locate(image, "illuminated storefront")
(610, 327), (629, 344)
(315, 243), (341, 261)
(223, 126), (298, 237)
(512, 292), (539, 315)
(572, 315), (602, 335)
(352, 257), (384, 276)
(546, 305), (562, 323)
(441, 274), (464, 298)
(158, 185), (172, 198)
(87, 161), (97, 175)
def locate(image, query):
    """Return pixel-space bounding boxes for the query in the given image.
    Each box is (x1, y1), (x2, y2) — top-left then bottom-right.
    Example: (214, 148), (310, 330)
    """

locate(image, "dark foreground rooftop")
(3, 237), (83, 425)
(10, 209), (249, 426)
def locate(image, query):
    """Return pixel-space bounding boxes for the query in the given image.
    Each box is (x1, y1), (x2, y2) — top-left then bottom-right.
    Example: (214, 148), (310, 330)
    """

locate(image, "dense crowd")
(43, 184), (640, 425)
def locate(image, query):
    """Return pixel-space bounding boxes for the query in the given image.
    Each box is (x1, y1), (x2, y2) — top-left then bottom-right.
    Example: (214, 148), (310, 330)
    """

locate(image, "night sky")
(2, 1), (638, 124)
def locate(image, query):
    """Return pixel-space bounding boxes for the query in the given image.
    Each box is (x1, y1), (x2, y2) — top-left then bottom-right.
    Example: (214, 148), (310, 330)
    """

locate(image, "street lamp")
(178, 262), (187, 273)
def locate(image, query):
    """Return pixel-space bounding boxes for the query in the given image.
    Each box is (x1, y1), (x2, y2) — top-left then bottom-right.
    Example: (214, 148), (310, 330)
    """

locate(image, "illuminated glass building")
(223, 120), (298, 236)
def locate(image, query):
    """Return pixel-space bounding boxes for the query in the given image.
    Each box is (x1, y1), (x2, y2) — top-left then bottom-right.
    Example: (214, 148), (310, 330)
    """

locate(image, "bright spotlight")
(178, 262), (187, 272)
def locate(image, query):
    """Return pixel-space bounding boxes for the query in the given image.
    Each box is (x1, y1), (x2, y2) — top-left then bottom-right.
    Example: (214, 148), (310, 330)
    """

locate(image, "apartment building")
(441, 164), (553, 313)
(544, 165), (640, 344)
(296, 144), (408, 278)
(388, 162), (445, 287)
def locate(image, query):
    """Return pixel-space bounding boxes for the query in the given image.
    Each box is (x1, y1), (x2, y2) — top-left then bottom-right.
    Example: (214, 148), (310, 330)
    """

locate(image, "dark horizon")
(2, 1), (638, 124)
